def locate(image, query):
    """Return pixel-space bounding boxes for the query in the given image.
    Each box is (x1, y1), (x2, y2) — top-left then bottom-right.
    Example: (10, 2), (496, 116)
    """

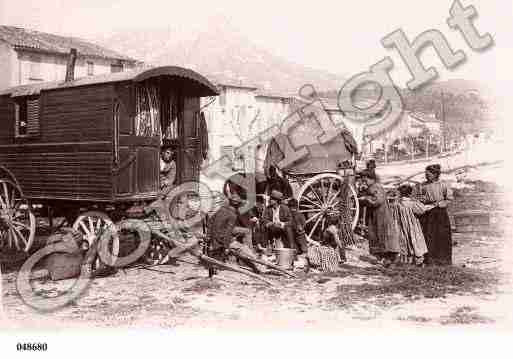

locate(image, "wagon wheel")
(0, 179), (36, 252)
(297, 173), (359, 242)
(72, 211), (119, 274)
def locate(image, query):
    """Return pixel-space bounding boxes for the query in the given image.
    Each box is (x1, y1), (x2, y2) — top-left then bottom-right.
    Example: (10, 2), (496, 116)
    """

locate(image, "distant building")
(201, 76), (295, 173)
(0, 25), (140, 89)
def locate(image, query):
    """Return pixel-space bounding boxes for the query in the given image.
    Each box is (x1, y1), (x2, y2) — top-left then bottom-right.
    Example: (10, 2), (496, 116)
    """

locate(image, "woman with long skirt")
(417, 164), (453, 265)
(359, 170), (400, 266)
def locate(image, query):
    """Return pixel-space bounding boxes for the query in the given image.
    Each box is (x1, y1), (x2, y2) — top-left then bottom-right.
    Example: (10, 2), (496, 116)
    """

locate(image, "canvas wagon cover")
(264, 118), (357, 175)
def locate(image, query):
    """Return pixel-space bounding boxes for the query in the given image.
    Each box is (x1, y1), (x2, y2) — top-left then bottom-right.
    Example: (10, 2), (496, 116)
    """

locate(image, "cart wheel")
(297, 173), (359, 241)
(72, 211), (119, 274)
(0, 179), (36, 252)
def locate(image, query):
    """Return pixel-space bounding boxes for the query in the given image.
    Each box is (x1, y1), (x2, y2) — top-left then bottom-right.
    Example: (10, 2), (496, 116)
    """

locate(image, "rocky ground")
(1, 162), (512, 331)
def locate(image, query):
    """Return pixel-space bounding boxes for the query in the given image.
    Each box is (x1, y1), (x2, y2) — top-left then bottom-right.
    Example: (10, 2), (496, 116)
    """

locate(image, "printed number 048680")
(17, 343), (48, 351)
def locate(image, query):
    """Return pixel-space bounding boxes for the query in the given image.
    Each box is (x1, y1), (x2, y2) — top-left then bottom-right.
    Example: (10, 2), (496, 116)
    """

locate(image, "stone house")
(0, 25), (139, 90)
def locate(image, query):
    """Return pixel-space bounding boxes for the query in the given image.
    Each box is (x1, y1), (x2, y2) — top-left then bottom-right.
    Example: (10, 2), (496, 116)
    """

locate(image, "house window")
(15, 96), (40, 138)
(220, 145), (234, 167)
(87, 61), (94, 76)
(29, 55), (42, 81)
(219, 88), (226, 107)
(111, 63), (123, 73)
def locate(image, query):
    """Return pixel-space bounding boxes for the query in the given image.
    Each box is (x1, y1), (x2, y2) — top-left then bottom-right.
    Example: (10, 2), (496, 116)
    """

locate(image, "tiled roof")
(204, 72), (259, 90)
(255, 90), (293, 99)
(0, 25), (137, 62)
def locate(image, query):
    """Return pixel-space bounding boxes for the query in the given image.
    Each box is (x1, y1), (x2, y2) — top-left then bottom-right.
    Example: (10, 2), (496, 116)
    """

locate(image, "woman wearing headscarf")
(416, 164), (453, 265)
(359, 169), (400, 266)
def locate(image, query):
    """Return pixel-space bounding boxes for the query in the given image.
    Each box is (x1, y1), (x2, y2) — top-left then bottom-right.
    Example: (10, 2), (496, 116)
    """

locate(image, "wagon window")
(14, 96), (40, 138)
(135, 83), (161, 137)
(161, 92), (179, 141)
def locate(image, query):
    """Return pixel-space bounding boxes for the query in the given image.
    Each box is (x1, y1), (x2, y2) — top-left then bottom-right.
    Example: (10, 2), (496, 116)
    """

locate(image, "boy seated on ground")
(321, 214), (347, 263)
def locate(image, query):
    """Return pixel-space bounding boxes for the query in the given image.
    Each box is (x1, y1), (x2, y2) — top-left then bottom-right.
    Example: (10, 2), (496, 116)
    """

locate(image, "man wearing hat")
(265, 165), (293, 199)
(262, 190), (295, 250)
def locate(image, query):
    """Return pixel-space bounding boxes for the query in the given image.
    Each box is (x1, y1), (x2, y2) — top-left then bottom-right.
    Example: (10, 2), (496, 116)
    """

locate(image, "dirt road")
(1, 227), (512, 331)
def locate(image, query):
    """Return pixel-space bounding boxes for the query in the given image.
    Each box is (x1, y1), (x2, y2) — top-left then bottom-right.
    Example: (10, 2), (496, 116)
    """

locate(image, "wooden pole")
(384, 139), (388, 164)
(410, 137), (414, 161)
(426, 135), (430, 159)
(440, 91), (445, 153)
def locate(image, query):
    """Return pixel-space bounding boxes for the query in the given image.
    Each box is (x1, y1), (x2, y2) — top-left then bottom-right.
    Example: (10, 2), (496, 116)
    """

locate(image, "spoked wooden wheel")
(297, 173), (359, 241)
(0, 179), (36, 252)
(72, 211), (119, 274)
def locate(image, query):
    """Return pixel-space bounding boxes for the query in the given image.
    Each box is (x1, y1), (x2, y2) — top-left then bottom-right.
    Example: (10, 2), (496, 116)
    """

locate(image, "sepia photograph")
(0, 0), (512, 356)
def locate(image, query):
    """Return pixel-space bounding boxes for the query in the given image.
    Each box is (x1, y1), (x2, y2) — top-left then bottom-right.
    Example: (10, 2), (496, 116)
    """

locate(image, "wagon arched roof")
(0, 66), (219, 97)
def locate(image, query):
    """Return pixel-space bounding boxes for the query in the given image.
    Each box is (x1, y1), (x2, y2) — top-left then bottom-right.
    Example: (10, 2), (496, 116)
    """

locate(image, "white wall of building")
(16, 51), (133, 86)
(202, 86), (296, 174)
(0, 44), (136, 89)
(0, 40), (17, 89)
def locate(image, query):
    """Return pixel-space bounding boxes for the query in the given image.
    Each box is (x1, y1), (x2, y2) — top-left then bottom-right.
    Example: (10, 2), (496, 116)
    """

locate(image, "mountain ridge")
(91, 19), (348, 94)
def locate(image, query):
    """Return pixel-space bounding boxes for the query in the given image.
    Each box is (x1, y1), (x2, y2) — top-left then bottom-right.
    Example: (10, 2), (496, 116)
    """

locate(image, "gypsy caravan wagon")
(0, 66), (218, 266)
(263, 110), (361, 246)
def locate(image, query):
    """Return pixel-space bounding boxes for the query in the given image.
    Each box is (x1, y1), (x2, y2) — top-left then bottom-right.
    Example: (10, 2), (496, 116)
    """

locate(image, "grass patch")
(440, 306), (495, 325)
(398, 315), (433, 323)
(330, 265), (499, 309)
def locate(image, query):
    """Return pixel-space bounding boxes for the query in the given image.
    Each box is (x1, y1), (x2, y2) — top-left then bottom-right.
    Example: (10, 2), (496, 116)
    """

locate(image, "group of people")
(359, 162), (453, 267)
(207, 188), (310, 271)
(163, 143), (453, 270)
(206, 165), (348, 271)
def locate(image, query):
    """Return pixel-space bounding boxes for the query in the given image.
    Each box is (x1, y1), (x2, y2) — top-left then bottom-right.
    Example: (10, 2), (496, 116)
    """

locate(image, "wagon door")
(114, 82), (160, 198)
(179, 97), (201, 185)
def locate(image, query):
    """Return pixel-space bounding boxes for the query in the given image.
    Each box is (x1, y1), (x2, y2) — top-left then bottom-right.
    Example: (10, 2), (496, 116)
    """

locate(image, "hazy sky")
(1, 0), (512, 87)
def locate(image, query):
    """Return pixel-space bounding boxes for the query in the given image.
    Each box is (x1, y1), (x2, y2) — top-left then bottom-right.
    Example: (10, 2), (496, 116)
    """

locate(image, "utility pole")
(440, 91), (446, 153)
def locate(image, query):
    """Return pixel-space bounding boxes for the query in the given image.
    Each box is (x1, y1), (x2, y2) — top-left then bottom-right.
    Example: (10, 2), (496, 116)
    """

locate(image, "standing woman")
(417, 164), (453, 265)
(359, 170), (400, 266)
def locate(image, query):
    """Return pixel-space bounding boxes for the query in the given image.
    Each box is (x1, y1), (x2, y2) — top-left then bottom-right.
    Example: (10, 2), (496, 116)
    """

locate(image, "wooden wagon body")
(0, 66), (218, 253)
(0, 66), (217, 205)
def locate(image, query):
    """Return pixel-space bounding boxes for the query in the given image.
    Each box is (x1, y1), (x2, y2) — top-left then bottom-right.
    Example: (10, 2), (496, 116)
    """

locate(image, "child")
(359, 170), (400, 267)
(321, 214), (347, 263)
(287, 198), (309, 267)
(396, 184), (433, 266)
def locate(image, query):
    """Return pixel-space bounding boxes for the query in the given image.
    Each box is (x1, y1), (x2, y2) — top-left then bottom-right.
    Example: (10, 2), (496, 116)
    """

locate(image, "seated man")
(206, 192), (262, 273)
(252, 195), (267, 251)
(262, 190), (295, 250)
(160, 147), (176, 191)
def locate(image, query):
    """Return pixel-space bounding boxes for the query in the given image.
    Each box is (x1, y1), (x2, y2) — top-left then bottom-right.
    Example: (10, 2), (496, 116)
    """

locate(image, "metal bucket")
(273, 248), (296, 269)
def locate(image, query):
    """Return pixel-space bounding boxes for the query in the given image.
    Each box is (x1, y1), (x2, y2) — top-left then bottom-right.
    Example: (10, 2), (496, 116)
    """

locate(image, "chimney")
(65, 48), (77, 82)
